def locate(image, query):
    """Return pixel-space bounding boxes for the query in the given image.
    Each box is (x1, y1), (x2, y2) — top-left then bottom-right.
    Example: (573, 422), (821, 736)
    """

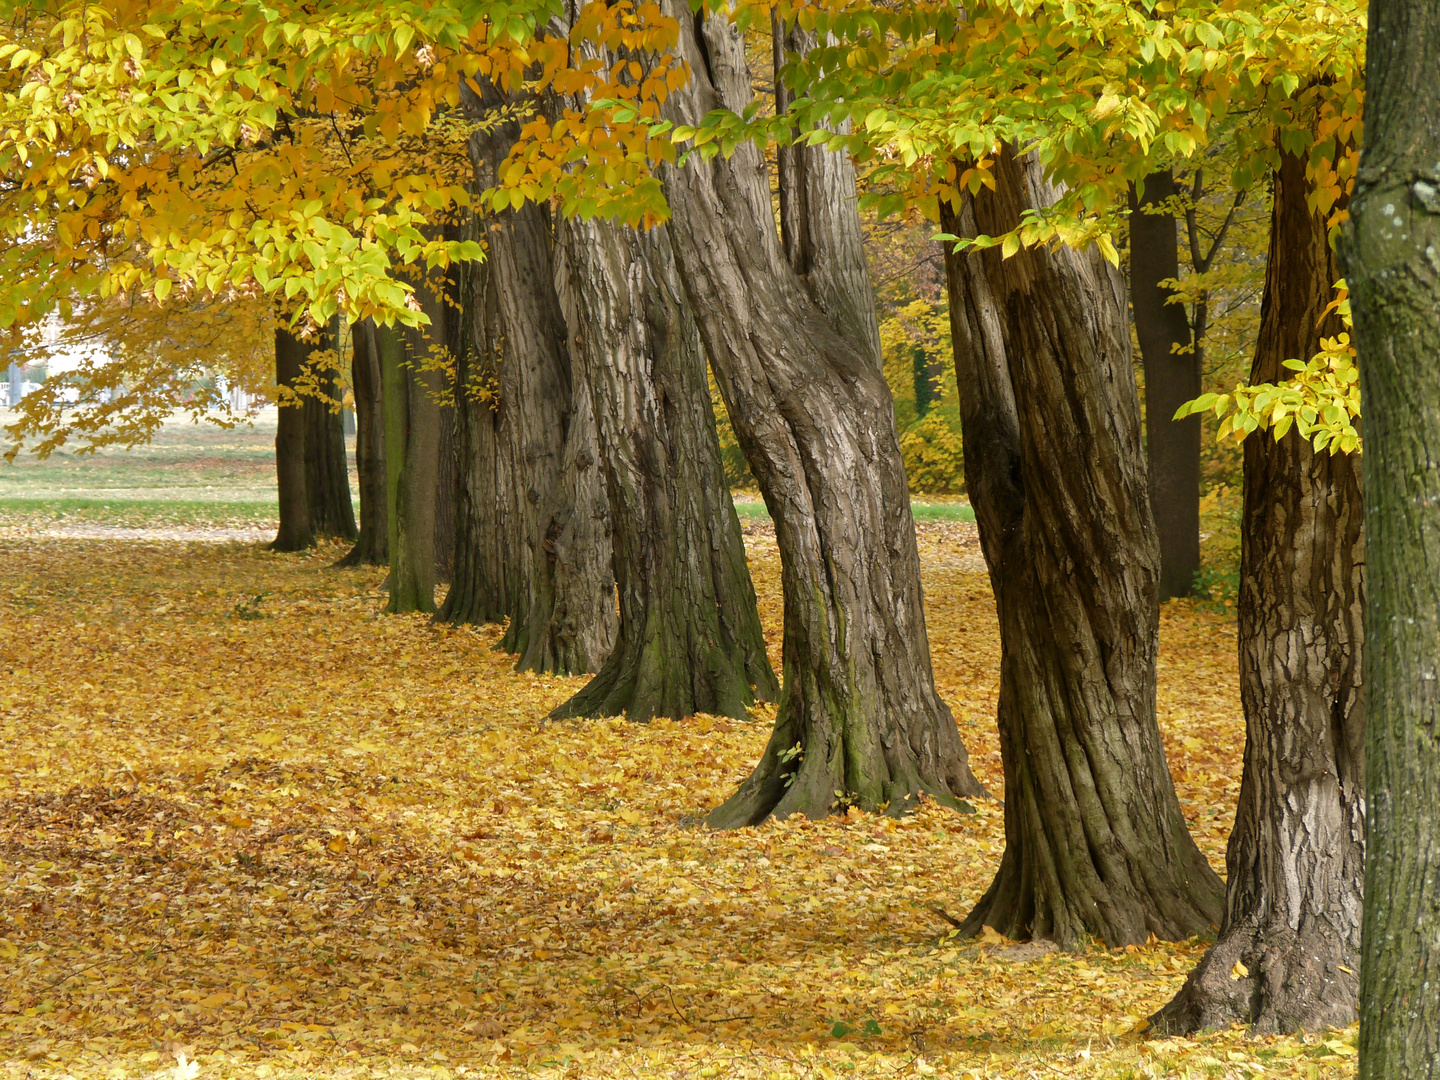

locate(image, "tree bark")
(659, 3), (983, 825)
(550, 217), (778, 721)
(1154, 148), (1365, 1034)
(379, 283), (445, 615)
(442, 87), (616, 674)
(1342, 3), (1440, 1073)
(335, 319), (388, 567)
(433, 399), (457, 584)
(940, 146), (1224, 948)
(301, 320), (358, 543)
(771, 17), (883, 369)
(270, 325), (315, 552)
(1130, 169), (1200, 601)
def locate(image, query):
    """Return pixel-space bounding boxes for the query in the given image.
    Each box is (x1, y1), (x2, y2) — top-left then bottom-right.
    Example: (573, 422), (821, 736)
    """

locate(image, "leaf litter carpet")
(1, 525), (1357, 1079)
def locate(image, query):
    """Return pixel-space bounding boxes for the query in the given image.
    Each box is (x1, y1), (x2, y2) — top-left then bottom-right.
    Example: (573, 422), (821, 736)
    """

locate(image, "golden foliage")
(0, 524), (1356, 1078)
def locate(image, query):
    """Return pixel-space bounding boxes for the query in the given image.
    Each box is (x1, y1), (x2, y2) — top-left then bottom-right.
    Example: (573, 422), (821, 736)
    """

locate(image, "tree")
(1343, 0), (1440, 1072)
(1130, 169), (1201, 601)
(301, 320), (358, 543)
(335, 320), (388, 567)
(270, 324), (316, 553)
(551, 215), (777, 721)
(659, 3), (985, 825)
(941, 146), (1224, 947)
(1155, 146), (1364, 1033)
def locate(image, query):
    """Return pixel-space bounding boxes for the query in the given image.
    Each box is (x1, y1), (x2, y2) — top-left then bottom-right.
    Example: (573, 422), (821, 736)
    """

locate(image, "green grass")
(732, 497), (974, 523)
(0, 497), (278, 528)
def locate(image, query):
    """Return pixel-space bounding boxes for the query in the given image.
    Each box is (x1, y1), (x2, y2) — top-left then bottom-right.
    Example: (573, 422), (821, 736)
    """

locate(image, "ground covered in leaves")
(0, 525), (1357, 1080)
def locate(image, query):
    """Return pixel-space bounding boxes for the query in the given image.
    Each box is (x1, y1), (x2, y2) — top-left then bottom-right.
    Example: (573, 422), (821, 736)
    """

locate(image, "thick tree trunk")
(446, 89), (616, 673)
(550, 217), (778, 721)
(1342, 4), (1440, 1073)
(335, 320), (387, 567)
(1130, 170), (1200, 601)
(438, 260), (528, 626)
(659, 3), (983, 825)
(1154, 149), (1365, 1034)
(433, 401), (457, 584)
(772, 17), (883, 369)
(378, 286), (444, 615)
(301, 321), (358, 543)
(940, 147), (1224, 948)
(270, 326), (315, 552)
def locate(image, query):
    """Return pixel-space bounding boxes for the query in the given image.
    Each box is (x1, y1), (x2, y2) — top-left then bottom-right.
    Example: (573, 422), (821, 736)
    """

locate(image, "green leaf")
(831, 1022), (854, 1039)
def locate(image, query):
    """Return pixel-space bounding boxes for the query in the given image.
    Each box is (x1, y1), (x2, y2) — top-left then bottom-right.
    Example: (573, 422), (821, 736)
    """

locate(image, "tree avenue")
(5, 0), (1427, 1065)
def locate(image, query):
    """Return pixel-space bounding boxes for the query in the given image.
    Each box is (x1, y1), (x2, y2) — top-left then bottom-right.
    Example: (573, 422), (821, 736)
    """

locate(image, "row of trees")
(4, 0), (1437, 1071)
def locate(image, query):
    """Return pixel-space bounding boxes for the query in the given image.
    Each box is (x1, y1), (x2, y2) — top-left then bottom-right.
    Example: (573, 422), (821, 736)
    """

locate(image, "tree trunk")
(445, 88), (616, 673)
(1343, 4), (1440, 1073)
(379, 287), (444, 615)
(335, 319), (388, 567)
(433, 399), (457, 584)
(1153, 149), (1365, 1033)
(270, 326), (315, 552)
(301, 320), (358, 543)
(659, 3), (983, 825)
(940, 146), (1224, 948)
(550, 217), (778, 721)
(772, 17), (883, 369)
(1130, 169), (1200, 601)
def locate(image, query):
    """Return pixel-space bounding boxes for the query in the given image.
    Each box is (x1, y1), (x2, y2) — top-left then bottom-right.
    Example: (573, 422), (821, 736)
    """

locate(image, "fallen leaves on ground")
(0, 525), (1355, 1079)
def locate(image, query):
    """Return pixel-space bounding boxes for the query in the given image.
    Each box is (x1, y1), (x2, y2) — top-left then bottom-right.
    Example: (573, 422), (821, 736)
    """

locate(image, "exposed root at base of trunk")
(1150, 921), (1359, 1036)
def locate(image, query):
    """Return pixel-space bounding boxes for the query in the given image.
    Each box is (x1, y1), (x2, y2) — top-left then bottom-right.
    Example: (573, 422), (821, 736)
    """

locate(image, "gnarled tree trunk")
(271, 325), (315, 552)
(551, 217), (777, 721)
(660, 3), (983, 825)
(1130, 169), (1200, 601)
(940, 147), (1224, 948)
(335, 319), (388, 567)
(1155, 153), (1365, 1033)
(301, 319), (358, 543)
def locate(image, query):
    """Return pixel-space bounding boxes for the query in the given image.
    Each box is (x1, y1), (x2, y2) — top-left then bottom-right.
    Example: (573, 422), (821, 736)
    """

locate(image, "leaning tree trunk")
(1154, 148), (1365, 1034)
(301, 319), (358, 543)
(1130, 169), (1201, 601)
(771, 17), (882, 368)
(659, 3), (983, 825)
(550, 217), (778, 721)
(940, 146), (1224, 948)
(1345, 4), (1440, 1073)
(270, 325), (315, 552)
(446, 85), (616, 674)
(335, 319), (388, 567)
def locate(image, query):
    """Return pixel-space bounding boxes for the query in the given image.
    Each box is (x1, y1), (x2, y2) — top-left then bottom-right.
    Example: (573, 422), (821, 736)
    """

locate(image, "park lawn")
(0, 522), (1358, 1080)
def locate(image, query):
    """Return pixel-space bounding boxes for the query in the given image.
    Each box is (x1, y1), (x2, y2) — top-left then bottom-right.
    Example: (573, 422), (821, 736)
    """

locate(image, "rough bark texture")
(433, 400), (457, 584)
(443, 88), (616, 674)
(270, 326), (315, 553)
(771, 18), (882, 369)
(551, 217), (778, 721)
(659, 3), (983, 825)
(1343, 3), (1440, 1074)
(940, 147), (1224, 948)
(1153, 149), (1366, 1034)
(301, 322), (358, 543)
(1130, 170), (1200, 601)
(335, 320), (388, 568)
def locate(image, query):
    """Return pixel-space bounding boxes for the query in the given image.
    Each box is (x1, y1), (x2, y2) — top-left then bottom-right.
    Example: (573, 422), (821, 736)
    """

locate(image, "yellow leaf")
(255, 731), (282, 747)
(618, 810), (642, 825)
(1231, 960), (1249, 979)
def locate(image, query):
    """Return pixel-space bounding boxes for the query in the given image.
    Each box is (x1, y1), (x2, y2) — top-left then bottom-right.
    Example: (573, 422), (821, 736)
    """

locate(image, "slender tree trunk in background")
(771, 17), (883, 368)
(940, 146), (1223, 948)
(550, 217), (778, 721)
(453, 88), (616, 673)
(336, 320), (388, 568)
(1343, 3), (1440, 1073)
(438, 259), (529, 626)
(270, 326), (315, 552)
(1130, 169), (1200, 601)
(1155, 149), (1365, 1034)
(660, 3), (982, 825)
(432, 400), (457, 584)
(301, 320), (358, 543)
